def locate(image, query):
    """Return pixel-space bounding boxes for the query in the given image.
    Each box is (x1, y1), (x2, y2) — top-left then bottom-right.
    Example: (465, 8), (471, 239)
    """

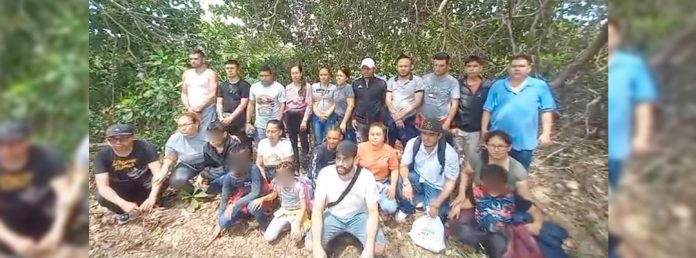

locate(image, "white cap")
(360, 58), (376, 69)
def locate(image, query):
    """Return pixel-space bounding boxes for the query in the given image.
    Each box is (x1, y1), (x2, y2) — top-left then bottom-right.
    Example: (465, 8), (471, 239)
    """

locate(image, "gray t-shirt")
(164, 132), (207, 165)
(388, 75), (425, 118)
(422, 73), (460, 120)
(250, 81), (287, 128)
(334, 83), (354, 117)
(471, 157), (528, 191)
(311, 83), (338, 114)
(272, 180), (305, 210)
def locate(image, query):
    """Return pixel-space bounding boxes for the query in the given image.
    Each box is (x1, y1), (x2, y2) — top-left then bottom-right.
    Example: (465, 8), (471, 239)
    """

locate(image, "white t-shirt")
(314, 165), (379, 219)
(401, 137), (460, 190)
(249, 81), (286, 128)
(257, 138), (293, 166)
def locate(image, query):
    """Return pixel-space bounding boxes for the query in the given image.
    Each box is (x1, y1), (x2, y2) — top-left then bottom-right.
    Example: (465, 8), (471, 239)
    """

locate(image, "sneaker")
(415, 201), (424, 209)
(395, 211), (408, 223)
(116, 213), (130, 225)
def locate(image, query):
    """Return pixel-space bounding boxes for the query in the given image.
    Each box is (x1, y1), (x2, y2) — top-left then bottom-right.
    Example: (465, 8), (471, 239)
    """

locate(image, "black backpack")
(409, 136), (447, 175)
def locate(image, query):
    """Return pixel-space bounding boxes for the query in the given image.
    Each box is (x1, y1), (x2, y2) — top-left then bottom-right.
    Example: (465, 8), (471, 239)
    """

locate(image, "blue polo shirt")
(483, 77), (556, 150)
(608, 50), (658, 160)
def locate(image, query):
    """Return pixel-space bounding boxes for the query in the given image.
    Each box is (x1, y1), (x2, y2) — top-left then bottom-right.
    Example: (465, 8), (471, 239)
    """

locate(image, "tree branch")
(506, 0), (518, 54)
(527, 0), (553, 49)
(649, 14), (696, 67)
(550, 22), (608, 88)
(437, 0), (449, 14)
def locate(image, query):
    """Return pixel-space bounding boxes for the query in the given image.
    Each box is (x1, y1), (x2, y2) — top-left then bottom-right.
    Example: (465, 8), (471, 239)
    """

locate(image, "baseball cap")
(0, 121), (31, 140)
(336, 140), (358, 157)
(105, 124), (136, 137)
(360, 58), (376, 69)
(419, 118), (443, 134)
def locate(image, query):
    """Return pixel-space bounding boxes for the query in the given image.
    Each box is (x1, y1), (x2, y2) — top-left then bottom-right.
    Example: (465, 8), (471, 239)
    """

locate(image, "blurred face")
(228, 151), (251, 175)
(482, 176), (508, 196)
(335, 153), (355, 176)
(207, 130), (227, 146)
(189, 53), (204, 68)
(275, 169), (296, 188)
(336, 70), (349, 85)
(325, 130), (342, 150)
(107, 135), (135, 152)
(0, 138), (30, 166)
(432, 59), (449, 76)
(290, 67), (302, 83)
(508, 59), (532, 79)
(225, 64), (239, 79)
(265, 123), (283, 141)
(396, 58), (413, 77)
(368, 126), (385, 146)
(319, 68), (331, 84)
(259, 71), (273, 85)
(360, 66), (374, 78)
(485, 136), (512, 160)
(177, 116), (199, 136)
(608, 24), (621, 54)
(420, 131), (441, 148)
(465, 61), (483, 76)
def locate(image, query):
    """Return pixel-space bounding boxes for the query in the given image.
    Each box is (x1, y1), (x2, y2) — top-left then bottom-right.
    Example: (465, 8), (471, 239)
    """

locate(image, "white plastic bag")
(408, 216), (446, 253)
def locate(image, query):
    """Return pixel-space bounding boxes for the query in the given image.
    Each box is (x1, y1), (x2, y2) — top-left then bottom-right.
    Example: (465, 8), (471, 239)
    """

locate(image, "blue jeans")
(253, 127), (266, 143)
(386, 115), (418, 146)
(377, 180), (398, 215)
(263, 166), (277, 183)
(217, 201), (268, 229)
(311, 114), (338, 146)
(608, 159), (623, 195)
(397, 171), (451, 222)
(510, 149), (534, 169)
(305, 212), (386, 250)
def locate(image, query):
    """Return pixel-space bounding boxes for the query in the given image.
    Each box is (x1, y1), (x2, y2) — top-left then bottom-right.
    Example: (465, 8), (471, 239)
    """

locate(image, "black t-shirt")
(454, 76), (492, 132)
(94, 140), (159, 186)
(352, 77), (388, 124)
(218, 79), (251, 126)
(0, 145), (66, 236)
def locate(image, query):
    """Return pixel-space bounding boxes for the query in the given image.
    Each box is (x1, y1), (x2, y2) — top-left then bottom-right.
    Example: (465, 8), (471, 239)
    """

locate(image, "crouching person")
(94, 124), (166, 224)
(251, 161), (310, 242)
(213, 149), (272, 237)
(305, 141), (387, 257)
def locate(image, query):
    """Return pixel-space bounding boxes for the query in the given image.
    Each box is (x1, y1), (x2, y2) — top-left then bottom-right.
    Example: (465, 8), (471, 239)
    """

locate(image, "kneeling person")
(94, 124), (166, 224)
(305, 141), (386, 257)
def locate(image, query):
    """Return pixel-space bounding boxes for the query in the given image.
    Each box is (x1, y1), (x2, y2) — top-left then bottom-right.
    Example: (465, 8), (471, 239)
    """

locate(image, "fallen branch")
(584, 95), (602, 137)
(550, 22), (608, 88)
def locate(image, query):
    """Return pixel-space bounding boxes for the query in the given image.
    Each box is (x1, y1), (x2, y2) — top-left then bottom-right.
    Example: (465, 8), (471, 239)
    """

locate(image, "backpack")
(410, 136), (447, 175)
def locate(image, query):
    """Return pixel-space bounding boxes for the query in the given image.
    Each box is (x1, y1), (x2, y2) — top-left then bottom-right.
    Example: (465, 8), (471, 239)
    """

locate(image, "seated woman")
(256, 120), (294, 183)
(355, 122), (399, 217)
(450, 130), (532, 219)
(160, 112), (208, 193)
(451, 165), (543, 258)
(213, 150), (272, 238)
(250, 161), (310, 242)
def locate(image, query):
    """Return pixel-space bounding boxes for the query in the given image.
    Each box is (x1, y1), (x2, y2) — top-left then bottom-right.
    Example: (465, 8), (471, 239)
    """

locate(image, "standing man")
(386, 54), (424, 147)
(246, 65), (287, 143)
(305, 141), (387, 257)
(420, 52), (460, 131)
(451, 55), (493, 167)
(0, 121), (72, 257)
(217, 59), (252, 150)
(352, 58), (388, 143)
(481, 53), (556, 170)
(93, 124), (166, 224)
(181, 49), (218, 130)
(607, 18), (658, 258)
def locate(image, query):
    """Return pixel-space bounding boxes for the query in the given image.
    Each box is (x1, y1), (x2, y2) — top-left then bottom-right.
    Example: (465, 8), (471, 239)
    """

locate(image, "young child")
(212, 150), (272, 239)
(451, 164), (547, 258)
(250, 161), (310, 242)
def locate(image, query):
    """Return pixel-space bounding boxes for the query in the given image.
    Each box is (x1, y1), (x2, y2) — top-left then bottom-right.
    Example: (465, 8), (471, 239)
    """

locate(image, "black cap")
(105, 124), (136, 137)
(336, 140), (358, 157)
(419, 118), (443, 133)
(0, 121), (31, 140)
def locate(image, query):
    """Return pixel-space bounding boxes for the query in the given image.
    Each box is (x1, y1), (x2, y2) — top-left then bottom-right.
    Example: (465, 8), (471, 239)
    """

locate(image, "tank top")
(185, 69), (213, 108)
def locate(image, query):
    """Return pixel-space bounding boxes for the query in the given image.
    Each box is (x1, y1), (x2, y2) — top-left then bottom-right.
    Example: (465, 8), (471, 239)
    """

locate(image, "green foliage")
(1, 0), (87, 153)
(180, 189), (210, 213)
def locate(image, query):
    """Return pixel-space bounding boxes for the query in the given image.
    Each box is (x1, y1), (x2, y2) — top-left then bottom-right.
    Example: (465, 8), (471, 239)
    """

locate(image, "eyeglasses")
(107, 136), (132, 144)
(486, 144), (509, 150)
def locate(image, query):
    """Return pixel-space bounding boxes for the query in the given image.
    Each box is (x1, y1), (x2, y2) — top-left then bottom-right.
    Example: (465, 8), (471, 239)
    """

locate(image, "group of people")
(93, 49), (571, 258)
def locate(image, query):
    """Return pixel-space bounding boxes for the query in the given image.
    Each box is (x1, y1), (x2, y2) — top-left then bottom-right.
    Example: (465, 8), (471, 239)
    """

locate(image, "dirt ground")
(88, 121), (608, 258)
